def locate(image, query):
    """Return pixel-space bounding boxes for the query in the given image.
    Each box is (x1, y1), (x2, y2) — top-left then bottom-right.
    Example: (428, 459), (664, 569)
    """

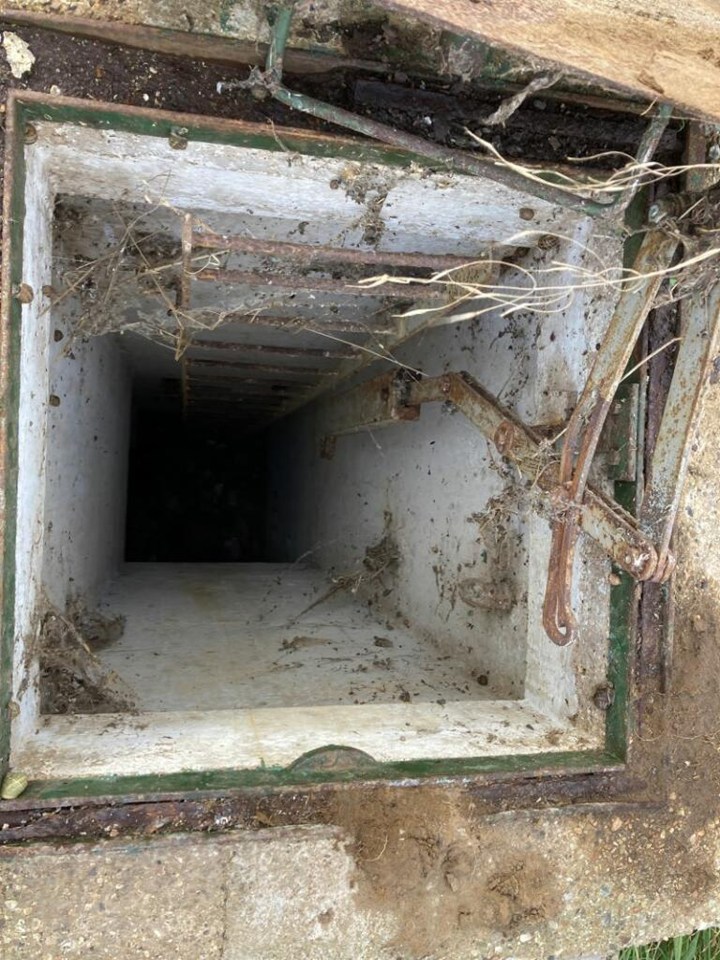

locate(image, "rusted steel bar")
(188, 396), (288, 409)
(325, 370), (659, 579)
(187, 374), (313, 391)
(179, 213), (193, 312)
(542, 230), (679, 645)
(614, 104), (673, 215)
(188, 311), (395, 335)
(184, 382), (292, 398)
(194, 312), (396, 335)
(195, 268), (447, 300)
(188, 358), (334, 377)
(189, 338), (359, 360)
(323, 371), (420, 441)
(186, 381), (311, 398)
(185, 380), (292, 394)
(192, 231), (480, 272)
(179, 214), (193, 417)
(639, 284), (720, 578)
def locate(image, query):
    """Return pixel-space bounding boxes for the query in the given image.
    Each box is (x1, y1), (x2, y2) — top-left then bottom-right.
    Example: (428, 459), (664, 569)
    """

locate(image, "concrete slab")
(0, 827), (397, 960)
(0, 833), (231, 959)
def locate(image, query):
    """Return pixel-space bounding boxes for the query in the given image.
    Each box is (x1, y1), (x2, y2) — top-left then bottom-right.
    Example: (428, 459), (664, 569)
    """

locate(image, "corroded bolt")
(593, 683), (615, 711)
(168, 127), (189, 150)
(23, 123), (37, 145)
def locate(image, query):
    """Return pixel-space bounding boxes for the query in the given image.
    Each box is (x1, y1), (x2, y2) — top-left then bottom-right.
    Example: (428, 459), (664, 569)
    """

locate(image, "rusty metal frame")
(542, 230), (679, 644)
(0, 91), (671, 839)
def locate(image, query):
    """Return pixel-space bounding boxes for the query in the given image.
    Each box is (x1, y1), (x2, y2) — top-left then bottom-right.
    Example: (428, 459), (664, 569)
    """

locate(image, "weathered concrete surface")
(0, 827), (399, 960)
(0, 831), (231, 959)
(1, 786), (720, 959)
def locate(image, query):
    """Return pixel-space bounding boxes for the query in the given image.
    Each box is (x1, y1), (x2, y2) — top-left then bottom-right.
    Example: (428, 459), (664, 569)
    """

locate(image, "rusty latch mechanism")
(322, 237), (720, 644)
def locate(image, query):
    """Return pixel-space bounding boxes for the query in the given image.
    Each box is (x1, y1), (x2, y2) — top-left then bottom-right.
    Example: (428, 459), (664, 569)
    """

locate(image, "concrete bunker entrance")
(8, 108), (621, 781)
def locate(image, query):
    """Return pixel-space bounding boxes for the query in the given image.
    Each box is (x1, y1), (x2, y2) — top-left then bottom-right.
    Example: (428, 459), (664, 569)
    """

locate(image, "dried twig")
(483, 72), (563, 126)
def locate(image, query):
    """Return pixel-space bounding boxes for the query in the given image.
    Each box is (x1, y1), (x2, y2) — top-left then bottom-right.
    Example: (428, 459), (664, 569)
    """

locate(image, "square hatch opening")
(3, 97), (627, 785)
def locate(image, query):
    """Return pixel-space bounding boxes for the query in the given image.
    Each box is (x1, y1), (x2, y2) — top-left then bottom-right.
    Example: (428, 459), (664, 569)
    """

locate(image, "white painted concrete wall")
(10, 145), (54, 749)
(266, 304), (531, 699)
(11, 138), (131, 754)
(267, 226), (622, 725)
(42, 322), (131, 609)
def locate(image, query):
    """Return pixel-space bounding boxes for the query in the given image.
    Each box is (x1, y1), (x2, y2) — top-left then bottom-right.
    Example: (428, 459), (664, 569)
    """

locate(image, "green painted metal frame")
(0, 91), (636, 807)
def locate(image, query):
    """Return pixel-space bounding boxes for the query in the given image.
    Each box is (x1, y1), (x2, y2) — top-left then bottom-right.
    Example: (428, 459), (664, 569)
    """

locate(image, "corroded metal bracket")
(322, 369), (661, 583)
(542, 230), (679, 644)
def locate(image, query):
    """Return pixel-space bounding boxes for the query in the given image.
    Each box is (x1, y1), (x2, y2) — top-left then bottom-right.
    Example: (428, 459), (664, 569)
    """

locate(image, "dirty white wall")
(266, 227), (621, 720)
(41, 325), (131, 610)
(10, 144), (54, 747)
(266, 300), (531, 699)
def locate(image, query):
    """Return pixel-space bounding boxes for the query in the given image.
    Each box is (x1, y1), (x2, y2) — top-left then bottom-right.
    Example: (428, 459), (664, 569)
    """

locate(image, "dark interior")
(124, 404), (268, 562)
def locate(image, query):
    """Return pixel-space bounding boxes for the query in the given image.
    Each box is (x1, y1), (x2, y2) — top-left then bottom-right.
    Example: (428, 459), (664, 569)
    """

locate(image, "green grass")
(620, 930), (720, 960)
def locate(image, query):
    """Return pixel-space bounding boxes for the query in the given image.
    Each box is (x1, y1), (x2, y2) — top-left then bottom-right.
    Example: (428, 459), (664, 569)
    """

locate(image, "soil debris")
(292, 528), (400, 621)
(373, 635), (393, 647)
(38, 602), (135, 715)
(281, 635), (330, 653)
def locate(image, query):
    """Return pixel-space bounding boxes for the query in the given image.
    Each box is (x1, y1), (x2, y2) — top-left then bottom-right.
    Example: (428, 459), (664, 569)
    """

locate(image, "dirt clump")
(328, 785), (560, 955)
(38, 602), (134, 714)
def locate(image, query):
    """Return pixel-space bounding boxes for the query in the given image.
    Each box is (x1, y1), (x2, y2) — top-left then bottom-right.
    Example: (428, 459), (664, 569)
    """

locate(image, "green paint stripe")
(606, 572), (634, 759)
(20, 749), (621, 802)
(0, 111), (27, 775)
(603, 203), (650, 762)
(18, 98), (423, 169)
